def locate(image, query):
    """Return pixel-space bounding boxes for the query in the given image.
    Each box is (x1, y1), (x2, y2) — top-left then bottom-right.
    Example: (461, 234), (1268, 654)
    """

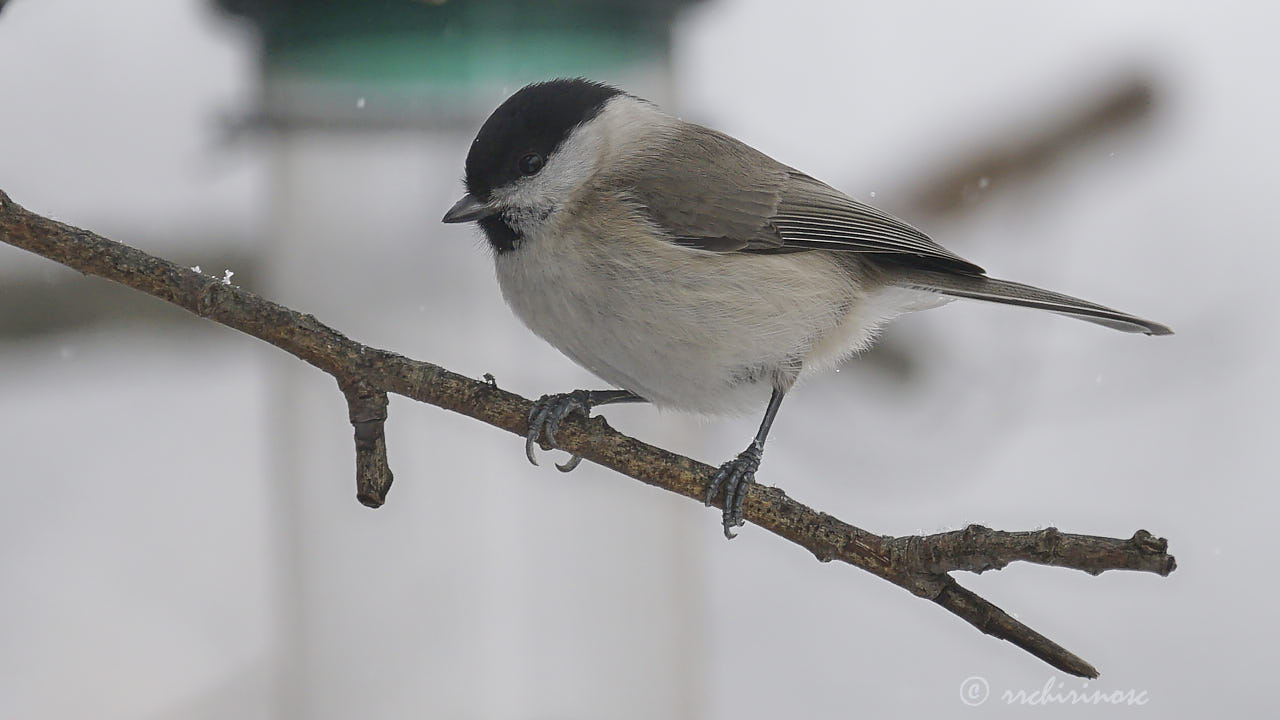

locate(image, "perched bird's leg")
(706, 386), (787, 539)
(526, 389), (646, 471)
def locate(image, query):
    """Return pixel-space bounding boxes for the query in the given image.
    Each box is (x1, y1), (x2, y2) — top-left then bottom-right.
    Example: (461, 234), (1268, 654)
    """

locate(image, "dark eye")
(518, 152), (544, 176)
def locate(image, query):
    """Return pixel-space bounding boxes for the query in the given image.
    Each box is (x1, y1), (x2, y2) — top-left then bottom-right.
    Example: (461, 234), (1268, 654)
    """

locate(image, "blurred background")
(1, 0), (1275, 717)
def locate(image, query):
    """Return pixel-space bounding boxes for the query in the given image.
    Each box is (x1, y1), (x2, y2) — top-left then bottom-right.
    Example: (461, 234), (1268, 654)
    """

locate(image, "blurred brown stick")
(906, 76), (1157, 218)
(0, 189), (1175, 678)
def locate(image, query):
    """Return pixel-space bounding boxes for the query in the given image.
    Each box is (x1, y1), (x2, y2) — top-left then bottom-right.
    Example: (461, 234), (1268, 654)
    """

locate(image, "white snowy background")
(1, 0), (1275, 717)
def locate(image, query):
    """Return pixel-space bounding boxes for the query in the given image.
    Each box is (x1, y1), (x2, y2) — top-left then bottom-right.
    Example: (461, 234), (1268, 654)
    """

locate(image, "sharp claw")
(525, 392), (592, 472)
(723, 480), (742, 538)
(556, 455), (583, 472)
(545, 409), (563, 448)
(706, 446), (762, 539)
(723, 476), (741, 537)
(525, 431), (541, 466)
(526, 399), (550, 466)
(727, 472), (752, 530)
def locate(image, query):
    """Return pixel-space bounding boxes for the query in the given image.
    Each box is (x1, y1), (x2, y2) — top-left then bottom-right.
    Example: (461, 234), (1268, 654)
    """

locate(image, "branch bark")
(0, 189), (1175, 678)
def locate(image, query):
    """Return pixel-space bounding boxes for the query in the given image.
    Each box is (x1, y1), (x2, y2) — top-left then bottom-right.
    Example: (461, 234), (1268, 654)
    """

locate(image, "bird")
(442, 78), (1171, 538)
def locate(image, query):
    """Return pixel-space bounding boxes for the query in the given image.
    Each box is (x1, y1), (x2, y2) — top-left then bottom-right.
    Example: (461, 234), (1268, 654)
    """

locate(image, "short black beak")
(442, 194), (495, 224)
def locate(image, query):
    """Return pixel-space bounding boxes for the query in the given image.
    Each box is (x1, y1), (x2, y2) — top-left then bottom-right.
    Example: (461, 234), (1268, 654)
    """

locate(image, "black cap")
(464, 78), (623, 200)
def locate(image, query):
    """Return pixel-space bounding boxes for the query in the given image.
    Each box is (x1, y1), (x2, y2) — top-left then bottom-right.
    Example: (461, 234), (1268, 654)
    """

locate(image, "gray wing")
(625, 123), (984, 274)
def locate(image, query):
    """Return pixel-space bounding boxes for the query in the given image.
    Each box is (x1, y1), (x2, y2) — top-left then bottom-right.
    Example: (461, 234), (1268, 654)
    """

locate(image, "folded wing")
(624, 122), (982, 273)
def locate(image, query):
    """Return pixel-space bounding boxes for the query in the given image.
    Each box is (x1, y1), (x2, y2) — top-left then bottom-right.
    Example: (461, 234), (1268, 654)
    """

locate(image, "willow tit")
(443, 78), (1171, 538)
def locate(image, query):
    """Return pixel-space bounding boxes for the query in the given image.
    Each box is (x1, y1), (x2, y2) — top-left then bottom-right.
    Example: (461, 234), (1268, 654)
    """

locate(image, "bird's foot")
(525, 390), (595, 472)
(705, 442), (763, 539)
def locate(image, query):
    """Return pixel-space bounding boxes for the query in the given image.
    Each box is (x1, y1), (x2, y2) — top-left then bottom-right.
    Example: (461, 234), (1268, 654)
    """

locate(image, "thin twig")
(891, 525), (1175, 576)
(0, 189), (1175, 678)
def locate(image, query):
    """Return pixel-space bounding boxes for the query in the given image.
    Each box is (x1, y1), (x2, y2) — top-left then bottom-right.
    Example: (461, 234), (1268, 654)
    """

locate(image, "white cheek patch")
(499, 122), (604, 212)
(492, 95), (674, 235)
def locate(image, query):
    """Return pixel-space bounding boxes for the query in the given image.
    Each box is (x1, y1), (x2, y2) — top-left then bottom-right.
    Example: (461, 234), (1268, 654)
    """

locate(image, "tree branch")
(0, 189), (1175, 678)
(890, 525), (1175, 576)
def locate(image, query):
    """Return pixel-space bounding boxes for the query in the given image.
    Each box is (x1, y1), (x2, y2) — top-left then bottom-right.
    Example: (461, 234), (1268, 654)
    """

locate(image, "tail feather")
(889, 269), (1173, 336)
